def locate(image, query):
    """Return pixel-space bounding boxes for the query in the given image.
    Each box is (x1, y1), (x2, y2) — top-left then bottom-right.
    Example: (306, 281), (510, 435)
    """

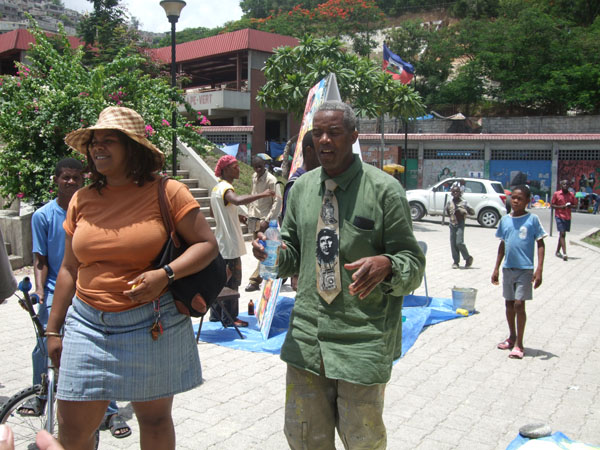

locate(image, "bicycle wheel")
(0, 385), (57, 449)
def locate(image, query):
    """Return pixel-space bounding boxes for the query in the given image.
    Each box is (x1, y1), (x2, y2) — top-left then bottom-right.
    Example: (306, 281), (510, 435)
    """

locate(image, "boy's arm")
(533, 239), (545, 288)
(464, 200), (475, 216)
(32, 253), (48, 303)
(491, 240), (505, 285)
(225, 188), (275, 207)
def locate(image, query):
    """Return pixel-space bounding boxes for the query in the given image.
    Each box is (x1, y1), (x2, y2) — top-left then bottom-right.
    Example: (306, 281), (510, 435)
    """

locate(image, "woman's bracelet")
(45, 331), (63, 338)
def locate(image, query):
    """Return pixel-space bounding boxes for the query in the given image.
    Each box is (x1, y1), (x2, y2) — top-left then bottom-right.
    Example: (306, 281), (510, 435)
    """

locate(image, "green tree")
(256, 36), (424, 121)
(153, 26), (224, 48)
(459, 3), (600, 114)
(76, 0), (139, 65)
(385, 20), (458, 108)
(0, 22), (213, 206)
(450, 0), (499, 19)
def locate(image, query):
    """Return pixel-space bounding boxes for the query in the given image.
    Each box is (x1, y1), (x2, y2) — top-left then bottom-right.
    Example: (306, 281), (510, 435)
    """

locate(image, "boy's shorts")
(502, 268), (533, 301)
(555, 217), (571, 232)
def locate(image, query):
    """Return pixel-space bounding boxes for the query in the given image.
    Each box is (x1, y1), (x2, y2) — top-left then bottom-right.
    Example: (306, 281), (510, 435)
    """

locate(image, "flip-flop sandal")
(497, 339), (515, 350)
(103, 414), (132, 439)
(509, 347), (524, 359)
(17, 397), (44, 417)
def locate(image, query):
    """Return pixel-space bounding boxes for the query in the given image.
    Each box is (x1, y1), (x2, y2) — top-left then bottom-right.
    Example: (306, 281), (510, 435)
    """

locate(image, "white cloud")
(62, 0), (243, 33)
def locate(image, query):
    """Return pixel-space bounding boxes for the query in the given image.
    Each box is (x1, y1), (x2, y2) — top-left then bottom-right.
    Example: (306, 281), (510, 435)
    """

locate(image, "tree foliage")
(76, 0), (140, 65)
(152, 26), (225, 48)
(257, 36), (425, 122)
(385, 20), (458, 108)
(246, 0), (384, 56)
(454, 3), (600, 114)
(0, 21), (213, 206)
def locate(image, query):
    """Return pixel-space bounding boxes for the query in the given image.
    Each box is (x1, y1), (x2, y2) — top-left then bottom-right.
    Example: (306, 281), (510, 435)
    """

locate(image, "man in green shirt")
(253, 101), (425, 449)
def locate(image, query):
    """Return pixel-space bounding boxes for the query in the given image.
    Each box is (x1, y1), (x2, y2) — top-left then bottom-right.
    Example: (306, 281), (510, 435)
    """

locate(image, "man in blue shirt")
(21, 158), (131, 439)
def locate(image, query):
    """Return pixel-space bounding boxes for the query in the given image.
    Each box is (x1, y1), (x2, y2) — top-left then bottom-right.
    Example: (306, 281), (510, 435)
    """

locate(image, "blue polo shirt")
(31, 199), (66, 294)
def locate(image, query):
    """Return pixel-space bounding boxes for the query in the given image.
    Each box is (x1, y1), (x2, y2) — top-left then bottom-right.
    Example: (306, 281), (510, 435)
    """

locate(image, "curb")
(570, 227), (600, 253)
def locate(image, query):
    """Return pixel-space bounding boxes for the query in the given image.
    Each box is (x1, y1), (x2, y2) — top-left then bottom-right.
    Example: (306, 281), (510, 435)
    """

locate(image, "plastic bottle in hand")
(259, 220), (282, 279)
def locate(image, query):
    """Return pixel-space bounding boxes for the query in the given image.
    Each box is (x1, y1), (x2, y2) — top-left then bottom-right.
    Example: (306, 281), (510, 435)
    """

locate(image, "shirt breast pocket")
(340, 220), (377, 264)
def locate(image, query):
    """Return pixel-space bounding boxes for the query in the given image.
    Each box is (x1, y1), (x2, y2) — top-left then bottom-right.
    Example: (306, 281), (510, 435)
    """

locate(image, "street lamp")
(160, 0), (186, 177)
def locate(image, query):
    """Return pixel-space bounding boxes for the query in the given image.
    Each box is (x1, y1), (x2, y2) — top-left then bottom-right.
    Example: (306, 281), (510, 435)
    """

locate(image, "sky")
(62, 0), (243, 34)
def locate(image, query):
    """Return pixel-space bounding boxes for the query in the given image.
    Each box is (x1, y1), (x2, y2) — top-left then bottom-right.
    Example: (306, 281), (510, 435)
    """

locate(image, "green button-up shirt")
(279, 156), (425, 385)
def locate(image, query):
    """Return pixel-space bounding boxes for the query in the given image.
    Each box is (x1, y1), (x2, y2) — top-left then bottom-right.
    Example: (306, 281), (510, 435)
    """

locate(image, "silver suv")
(407, 177), (507, 227)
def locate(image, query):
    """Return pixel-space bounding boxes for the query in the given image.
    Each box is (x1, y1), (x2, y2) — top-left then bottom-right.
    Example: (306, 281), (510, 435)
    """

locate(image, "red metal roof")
(359, 133), (600, 141)
(151, 28), (298, 64)
(202, 126), (254, 133)
(0, 29), (83, 56)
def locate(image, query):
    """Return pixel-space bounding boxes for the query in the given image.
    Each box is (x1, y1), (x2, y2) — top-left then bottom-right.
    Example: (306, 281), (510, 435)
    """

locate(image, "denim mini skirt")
(57, 292), (202, 402)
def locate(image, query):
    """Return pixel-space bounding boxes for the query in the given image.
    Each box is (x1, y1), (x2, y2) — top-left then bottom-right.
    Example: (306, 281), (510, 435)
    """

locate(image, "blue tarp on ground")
(506, 431), (600, 449)
(194, 295), (467, 357)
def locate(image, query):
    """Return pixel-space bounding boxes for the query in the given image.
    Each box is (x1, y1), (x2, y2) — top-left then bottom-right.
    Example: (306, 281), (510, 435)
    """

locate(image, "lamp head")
(160, 0), (186, 23)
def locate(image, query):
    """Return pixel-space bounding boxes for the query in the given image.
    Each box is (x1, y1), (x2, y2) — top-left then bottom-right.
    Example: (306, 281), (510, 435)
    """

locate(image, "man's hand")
(259, 220), (269, 232)
(532, 269), (543, 289)
(238, 215), (248, 224)
(262, 189), (275, 198)
(344, 255), (391, 300)
(491, 268), (500, 285)
(252, 232), (267, 261)
(33, 289), (45, 304)
(251, 232), (286, 261)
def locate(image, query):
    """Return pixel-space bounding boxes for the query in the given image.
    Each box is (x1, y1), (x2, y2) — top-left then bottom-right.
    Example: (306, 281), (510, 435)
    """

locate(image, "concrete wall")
(482, 116), (600, 134)
(0, 213), (33, 266)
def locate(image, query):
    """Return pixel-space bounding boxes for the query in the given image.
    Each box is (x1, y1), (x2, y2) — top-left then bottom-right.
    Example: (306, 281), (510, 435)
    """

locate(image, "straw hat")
(65, 107), (164, 163)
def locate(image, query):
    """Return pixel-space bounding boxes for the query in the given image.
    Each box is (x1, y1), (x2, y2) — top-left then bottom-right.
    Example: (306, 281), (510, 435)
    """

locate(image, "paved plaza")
(1, 217), (599, 449)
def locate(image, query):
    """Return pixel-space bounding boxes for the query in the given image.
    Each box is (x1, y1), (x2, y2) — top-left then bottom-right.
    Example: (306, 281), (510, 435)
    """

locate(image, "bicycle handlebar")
(17, 277), (46, 339)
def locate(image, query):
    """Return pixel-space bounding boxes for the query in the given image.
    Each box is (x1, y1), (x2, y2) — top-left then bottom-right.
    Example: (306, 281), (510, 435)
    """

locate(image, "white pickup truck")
(406, 177), (508, 227)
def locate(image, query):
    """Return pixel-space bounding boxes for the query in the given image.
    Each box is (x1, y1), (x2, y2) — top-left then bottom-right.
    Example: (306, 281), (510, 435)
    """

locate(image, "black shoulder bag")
(154, 177), (227, 317)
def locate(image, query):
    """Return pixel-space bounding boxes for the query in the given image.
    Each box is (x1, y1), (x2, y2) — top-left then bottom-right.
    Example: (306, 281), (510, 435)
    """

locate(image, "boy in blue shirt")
(491, 185), (546, 359)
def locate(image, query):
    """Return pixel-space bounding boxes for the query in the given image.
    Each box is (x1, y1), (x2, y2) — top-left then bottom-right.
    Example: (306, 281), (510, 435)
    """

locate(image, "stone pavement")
(1, 217), (599, 449)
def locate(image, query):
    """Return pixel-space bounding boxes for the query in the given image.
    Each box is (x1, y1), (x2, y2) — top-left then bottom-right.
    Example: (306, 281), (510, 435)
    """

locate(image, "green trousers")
(284, 364), (387, 450)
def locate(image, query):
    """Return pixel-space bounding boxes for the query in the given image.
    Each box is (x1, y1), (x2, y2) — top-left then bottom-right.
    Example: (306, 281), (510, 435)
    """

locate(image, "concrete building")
(359, 133), (600, 196)
(150, 28), (301, 158)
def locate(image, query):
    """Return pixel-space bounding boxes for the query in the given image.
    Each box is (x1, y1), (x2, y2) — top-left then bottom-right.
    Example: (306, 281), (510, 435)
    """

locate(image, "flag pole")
(379, 113), (385, 169)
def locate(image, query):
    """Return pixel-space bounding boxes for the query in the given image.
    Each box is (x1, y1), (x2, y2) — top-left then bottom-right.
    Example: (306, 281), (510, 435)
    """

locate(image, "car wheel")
(478, 208), (500, 228)
(409, 202), (425, 221)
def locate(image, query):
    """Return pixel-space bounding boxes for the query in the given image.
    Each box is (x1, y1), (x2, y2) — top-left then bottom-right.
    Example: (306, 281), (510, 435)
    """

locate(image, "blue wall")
(489, 160), (552, 196)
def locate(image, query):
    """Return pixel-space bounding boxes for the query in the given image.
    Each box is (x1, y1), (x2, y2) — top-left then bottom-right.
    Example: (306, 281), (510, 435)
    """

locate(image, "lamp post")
(160, 0), (186, 177)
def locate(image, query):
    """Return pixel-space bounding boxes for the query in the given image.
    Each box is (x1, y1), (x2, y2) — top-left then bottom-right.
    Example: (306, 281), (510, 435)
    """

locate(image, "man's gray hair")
(316, 101), (356, 131)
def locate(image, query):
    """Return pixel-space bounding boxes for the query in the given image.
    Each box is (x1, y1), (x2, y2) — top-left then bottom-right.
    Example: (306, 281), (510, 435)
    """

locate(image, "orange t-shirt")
(64, 178), (198, 312)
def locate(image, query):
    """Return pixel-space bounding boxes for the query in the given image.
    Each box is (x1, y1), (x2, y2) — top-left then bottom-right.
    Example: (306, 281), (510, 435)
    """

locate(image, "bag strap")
(157, 177), (181, 248)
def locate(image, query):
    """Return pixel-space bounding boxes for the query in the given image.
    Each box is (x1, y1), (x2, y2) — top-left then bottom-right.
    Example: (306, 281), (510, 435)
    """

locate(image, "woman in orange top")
(46, 107), (217, 449)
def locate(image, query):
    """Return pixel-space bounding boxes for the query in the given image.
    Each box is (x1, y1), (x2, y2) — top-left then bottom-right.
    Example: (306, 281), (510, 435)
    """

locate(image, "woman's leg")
(57, 400), (109, 450)
(132, 396), (175, 450)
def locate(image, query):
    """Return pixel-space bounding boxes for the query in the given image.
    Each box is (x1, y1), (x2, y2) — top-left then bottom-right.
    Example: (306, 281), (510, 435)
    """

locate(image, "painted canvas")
(256, 278), (283, 340)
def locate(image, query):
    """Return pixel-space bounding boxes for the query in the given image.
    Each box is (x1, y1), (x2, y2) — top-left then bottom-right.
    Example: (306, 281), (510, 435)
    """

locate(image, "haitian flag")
(383, 43), (414, 84)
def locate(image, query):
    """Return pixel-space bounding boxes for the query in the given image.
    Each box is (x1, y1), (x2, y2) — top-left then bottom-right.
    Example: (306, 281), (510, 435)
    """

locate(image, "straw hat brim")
(65, 125), (164, 160)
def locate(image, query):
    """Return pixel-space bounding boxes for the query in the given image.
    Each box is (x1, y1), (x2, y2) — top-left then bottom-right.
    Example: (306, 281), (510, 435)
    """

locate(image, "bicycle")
(0, 276), (57, 448)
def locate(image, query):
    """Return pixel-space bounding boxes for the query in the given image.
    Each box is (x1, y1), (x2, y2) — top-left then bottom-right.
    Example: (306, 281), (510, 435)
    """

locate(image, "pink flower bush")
(162, 119), (170, 126)
(145, 124), (155, 137)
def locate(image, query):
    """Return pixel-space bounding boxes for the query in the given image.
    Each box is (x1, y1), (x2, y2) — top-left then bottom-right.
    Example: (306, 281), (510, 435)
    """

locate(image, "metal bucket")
(451, 287), (477, 312)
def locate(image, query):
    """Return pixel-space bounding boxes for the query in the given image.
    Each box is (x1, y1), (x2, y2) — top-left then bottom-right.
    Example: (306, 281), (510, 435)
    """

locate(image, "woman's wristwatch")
(162, 265), (175, 285)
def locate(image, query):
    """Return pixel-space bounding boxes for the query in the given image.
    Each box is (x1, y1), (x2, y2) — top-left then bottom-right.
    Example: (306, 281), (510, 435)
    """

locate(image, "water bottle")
(260, 220), (282, 279)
